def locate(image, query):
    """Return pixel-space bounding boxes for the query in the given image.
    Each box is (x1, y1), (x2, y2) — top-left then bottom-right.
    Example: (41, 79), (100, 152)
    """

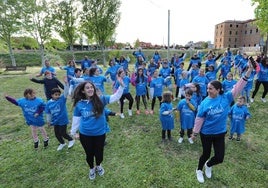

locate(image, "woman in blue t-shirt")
(191, 61), (254, 183)
(71, 78), (124, 180)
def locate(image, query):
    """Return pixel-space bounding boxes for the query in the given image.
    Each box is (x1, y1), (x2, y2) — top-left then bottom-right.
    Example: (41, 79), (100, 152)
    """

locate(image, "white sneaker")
(178, 137), (183, 143)
(57, 143), (66, 151)
(68, 140), (75, 148)
(261, 98), (267, 103)
(205, 161), (212, 178)
(89, 168), (96, 180)
(246, 103), (250, 107)
(120, 113), (125, 119)
(128, 109), (132, 116)
(250, 98), (254, 103)
(188, 137), (194, 144)
(196, 170), (204, 183)
(96, 165), (105, 176)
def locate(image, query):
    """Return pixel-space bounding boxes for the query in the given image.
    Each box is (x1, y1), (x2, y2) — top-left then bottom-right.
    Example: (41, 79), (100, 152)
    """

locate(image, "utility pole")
(167, 9), (170, 61)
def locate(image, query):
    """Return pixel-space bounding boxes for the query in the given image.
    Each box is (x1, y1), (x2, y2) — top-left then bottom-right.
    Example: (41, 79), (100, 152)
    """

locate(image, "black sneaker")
(229, 136), (233, 140)
(236, 137), (241, 141)
(34, 140), (39, 149)
(44, 139), (49, 148)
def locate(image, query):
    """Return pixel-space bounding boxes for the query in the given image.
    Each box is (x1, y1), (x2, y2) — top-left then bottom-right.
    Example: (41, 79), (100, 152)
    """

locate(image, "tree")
(251, 0), (268, 55)
(0, 0), (24, 66)
(22, 0), (56, 65)
(81, 0), (121, 66)
(52, 0), (81, 60)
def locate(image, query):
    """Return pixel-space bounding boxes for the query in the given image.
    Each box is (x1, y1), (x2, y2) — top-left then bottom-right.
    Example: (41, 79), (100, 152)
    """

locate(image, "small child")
(149, 70), (165, 114)
(176, 88), (197, 144)
(4, 88), (49, 149)
(159, 91), (175, 141)
(45, 86), (75, 151)
(228, 96), (251, 141)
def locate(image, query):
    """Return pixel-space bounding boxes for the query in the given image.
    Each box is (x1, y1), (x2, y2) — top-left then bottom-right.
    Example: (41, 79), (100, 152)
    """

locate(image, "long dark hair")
(135, 67), (145, 84)
(261, 57), (268, 68)
(72, 81), (104, 117)
(209, 80), (224, 95)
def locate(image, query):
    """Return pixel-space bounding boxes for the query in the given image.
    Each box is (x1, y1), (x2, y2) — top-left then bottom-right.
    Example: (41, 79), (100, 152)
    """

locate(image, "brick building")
(214, 19), (263, 49)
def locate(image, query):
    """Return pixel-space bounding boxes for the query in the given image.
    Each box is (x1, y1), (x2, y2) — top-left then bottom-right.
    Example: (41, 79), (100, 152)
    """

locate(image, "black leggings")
(197, 133), (225, 170)
(79, 133), (106, 169)
(251, 80), (268, 99)
(151, 96), (162, 110)
(135, 95), (147, 110)
(119, 93), (134, 113)
(54, 125), (73, 144)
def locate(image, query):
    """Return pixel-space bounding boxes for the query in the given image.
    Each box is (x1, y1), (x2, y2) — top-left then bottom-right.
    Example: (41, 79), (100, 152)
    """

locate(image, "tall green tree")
(0, 0), (24, 66)
(52, 0), (81, 60)
(22, 0), (56, 65)
(252, 0), (268, 55)
(81, 0), (121, 66)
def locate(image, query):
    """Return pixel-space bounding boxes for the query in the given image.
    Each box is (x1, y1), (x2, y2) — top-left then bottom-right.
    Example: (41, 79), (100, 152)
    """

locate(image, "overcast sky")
(115, 0), (256, 46)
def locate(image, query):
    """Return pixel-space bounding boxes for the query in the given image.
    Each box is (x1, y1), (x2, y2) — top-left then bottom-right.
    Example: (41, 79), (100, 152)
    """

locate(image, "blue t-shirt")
(73, 95), (110, 136)
(159, 102), (174, 130)
(45, 95), (69, 126)
(87, 76), (107, 94)
(135, 76), (148, 96)
(257, 64), (268, 82)
(177, 99), (197, 129)
(62, 66), (75, 83)
(222, 80), (237, 93)
(105, 64), (120, 81)
(17, 97), (45, 126)
(150, 77), (164, 97)
(192, 75), (209, 97)
(40, 66), (56, 76)
(197, 92), (233, 135)
(114, 76), (131, 94)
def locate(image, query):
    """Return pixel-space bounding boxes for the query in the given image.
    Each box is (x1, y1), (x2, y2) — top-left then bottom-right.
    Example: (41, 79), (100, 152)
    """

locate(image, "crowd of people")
(3, 47), (268, 183)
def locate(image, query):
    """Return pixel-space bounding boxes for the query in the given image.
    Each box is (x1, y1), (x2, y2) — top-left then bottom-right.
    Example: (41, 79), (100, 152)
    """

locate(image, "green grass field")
(0, 67), (267, 188)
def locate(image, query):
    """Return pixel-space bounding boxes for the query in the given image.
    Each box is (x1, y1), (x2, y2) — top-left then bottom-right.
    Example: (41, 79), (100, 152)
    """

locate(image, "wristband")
(242, 77), (248, 81)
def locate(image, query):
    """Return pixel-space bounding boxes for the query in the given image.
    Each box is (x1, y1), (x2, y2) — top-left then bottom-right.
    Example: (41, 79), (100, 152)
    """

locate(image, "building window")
(229, 38), (231, 42)
(245, 24), (247, 27)
(234, 45), (237, 48)
(236, 25), (239, 28)
(230, 24), (232, 27)
(220, 38), (222, 42)
(250, 29), (252, 34)
(245, 30), (247, 34)
(235, 31), (238, 35)
(256, 28), (258, 33)
(229, 31), (232, 35)
(235, 38), (237, 42)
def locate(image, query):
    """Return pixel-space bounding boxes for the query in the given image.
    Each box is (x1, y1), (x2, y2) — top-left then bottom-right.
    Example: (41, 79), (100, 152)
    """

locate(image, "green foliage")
(45, 39), (67, 51)
(0, 68), (267, 187)
(11, 37), (39, 50)
(81, 0), (121, 47)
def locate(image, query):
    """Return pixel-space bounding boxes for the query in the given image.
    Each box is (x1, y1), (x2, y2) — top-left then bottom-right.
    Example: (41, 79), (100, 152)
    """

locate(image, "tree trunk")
(265, 33), (268, 56)
(39, 43), (45, 66)
(70, 44), (75, 61)
(101, 45), (106, 67)
(7, 41), (16, 66)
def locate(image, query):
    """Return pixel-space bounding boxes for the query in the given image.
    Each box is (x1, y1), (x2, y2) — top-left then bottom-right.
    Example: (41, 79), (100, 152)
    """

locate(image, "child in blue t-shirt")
(228, 96), (250, 141)
(5, 88), (49, 149)
(45, 85), (75, 151)
(176, 88), (197, 144)
(159, 91), (175, 141)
